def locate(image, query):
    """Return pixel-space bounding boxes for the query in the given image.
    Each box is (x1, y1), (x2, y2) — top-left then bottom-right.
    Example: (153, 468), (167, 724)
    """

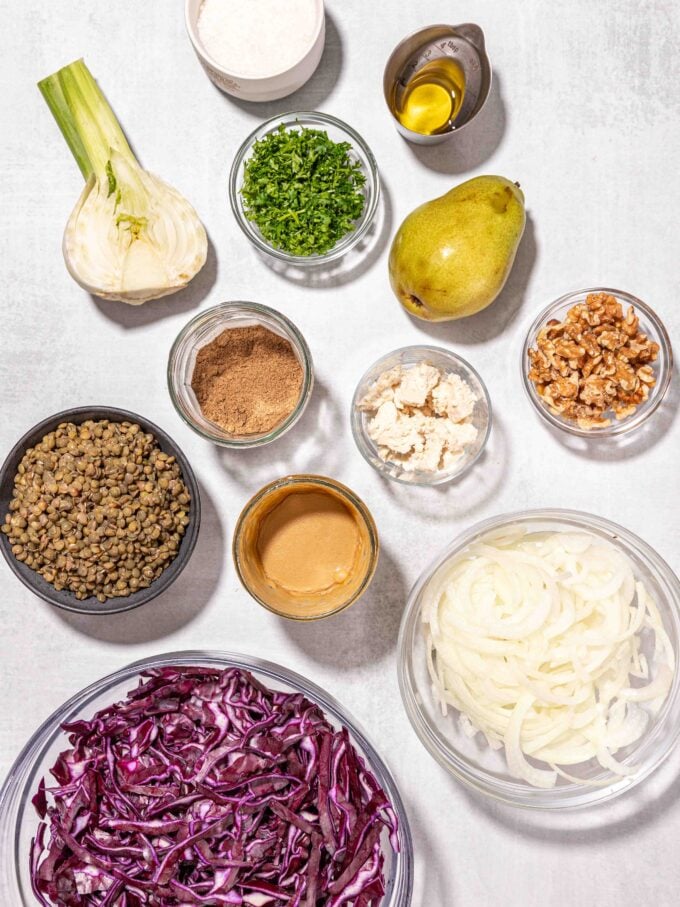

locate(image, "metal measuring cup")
(383, 23), (492, 145)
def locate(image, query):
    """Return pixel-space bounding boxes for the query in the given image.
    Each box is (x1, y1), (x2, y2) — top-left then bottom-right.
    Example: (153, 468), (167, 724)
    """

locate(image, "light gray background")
(2, 1), (680, 904)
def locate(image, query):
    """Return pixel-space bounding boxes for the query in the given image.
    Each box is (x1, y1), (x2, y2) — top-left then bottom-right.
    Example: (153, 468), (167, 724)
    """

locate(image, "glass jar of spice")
(167, 301), (314, 448)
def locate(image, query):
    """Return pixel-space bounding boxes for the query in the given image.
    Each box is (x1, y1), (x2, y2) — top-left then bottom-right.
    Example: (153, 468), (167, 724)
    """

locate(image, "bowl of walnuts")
(522, 288), (673, 437)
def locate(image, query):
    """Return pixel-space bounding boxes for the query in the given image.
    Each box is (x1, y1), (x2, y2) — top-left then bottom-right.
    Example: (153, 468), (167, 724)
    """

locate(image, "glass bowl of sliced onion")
(398, 510), (680, 808)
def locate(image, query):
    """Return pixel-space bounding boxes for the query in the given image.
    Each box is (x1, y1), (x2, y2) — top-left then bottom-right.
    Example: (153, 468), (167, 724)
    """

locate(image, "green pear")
(389, 175), (526, 321)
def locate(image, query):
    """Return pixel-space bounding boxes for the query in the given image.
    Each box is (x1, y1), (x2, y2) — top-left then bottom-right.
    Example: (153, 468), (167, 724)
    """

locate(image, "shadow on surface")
(458, 744), (680, 846)
(258, 179), (393, 289)
(404, 796), (449, 906)
(91, 234), (218, 329)
(405, 72), (507, 175)
(382, 414), (509, 521)
(54, 480), (223, 643)
(408, 213), (537, 346)
(281, 546), (406, 669)
(221, 12), (343, 117)
(214, 380), (344, 488)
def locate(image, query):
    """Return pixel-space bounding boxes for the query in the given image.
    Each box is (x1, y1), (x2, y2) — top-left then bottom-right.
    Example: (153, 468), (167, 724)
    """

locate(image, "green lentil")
(1, 420), (191, 602)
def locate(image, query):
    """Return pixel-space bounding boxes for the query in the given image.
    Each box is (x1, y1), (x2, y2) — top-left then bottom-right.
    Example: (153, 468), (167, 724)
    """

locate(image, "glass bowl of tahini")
(233, 475), (379, 620)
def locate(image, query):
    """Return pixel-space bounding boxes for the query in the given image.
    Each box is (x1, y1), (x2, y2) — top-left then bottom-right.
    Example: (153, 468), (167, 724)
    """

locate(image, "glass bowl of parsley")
(229, 111), (380, 265)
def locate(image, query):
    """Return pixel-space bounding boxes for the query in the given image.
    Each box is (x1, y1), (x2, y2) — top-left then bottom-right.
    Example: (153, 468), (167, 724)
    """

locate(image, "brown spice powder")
(191, 325), (304, 435)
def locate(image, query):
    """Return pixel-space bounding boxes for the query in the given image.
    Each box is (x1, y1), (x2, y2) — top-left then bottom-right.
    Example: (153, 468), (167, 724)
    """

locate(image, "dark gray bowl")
(0, 406), (201, 615)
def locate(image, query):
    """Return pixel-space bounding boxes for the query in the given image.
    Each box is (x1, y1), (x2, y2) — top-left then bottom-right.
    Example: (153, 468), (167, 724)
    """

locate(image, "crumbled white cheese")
(431, 373), (477, 421)
(358, 366), (403, 410)
(393, 363), (440, 408)
(358, 362), (479, 474)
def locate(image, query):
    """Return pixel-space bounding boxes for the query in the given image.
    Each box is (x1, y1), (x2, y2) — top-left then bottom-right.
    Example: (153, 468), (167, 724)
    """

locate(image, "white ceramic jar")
(185, 0), (326, 101)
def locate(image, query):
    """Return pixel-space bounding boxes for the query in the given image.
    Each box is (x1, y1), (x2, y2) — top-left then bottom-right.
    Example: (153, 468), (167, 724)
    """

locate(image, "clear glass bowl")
(233, 474), (380, 620)
(398, 509), (680, 809)
(351, 345), (492, 486)
(521, 288), (673, 438)
(0, 650), (413, 904)
(168, 301), (314, 448)
(229, 111), (380, 266)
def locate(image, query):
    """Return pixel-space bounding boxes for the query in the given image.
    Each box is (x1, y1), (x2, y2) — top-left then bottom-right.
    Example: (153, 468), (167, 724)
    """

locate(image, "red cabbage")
(30, 666), (399, 906)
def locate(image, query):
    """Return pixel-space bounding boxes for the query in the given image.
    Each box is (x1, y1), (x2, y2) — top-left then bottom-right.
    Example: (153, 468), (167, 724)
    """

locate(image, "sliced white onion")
(424, 529), (674, 788)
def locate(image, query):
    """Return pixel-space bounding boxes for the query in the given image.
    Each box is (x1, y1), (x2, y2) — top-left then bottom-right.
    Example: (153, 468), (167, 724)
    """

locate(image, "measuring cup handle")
(453, 23), (486, 54)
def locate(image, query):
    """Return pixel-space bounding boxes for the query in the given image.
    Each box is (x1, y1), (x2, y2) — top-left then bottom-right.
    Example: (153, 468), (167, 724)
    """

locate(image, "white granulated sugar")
(197, 0), (320, 77)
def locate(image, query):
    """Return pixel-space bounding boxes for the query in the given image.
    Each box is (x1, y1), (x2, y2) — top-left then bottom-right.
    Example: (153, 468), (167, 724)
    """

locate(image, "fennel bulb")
(39, 59), (207, 305)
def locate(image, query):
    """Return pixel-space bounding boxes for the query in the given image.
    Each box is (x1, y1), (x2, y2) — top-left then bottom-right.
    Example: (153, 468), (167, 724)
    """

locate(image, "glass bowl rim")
(0, 649), (413, 905)
(228, 110), (381, 266)
(350, 344), (493, 486)
(167, 300), (314, 449)
(397, 507), (680, 809)
(520, 287), (674, 438)
(232, 473), (380, 620)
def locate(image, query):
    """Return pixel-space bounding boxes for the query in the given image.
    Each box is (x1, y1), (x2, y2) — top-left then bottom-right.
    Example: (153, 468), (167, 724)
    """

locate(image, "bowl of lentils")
(229, 111), (380, 266)
(0, 406), (200, 614)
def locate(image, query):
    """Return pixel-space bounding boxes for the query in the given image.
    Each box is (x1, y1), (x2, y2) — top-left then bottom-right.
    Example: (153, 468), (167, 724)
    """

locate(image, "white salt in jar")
(185, 0), (325, 101)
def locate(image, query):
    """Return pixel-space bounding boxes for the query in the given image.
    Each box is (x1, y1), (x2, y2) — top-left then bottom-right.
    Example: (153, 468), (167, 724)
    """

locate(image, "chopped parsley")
(240, 123), (366, 257)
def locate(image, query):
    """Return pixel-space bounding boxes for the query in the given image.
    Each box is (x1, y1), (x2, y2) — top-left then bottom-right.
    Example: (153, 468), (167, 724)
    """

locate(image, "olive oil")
(392, 57), (466, 136)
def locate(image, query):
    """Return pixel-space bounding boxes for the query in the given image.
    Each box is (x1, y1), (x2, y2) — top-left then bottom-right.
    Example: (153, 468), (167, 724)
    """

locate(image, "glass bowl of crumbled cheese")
(351, 345), (491, 485)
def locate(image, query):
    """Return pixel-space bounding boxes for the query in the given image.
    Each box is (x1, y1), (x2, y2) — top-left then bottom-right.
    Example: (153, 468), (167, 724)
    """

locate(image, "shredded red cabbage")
(30, 666), (399, 906)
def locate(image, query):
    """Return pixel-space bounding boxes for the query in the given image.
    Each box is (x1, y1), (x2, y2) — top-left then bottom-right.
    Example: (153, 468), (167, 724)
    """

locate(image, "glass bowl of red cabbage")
(0, 650), (413, 906)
